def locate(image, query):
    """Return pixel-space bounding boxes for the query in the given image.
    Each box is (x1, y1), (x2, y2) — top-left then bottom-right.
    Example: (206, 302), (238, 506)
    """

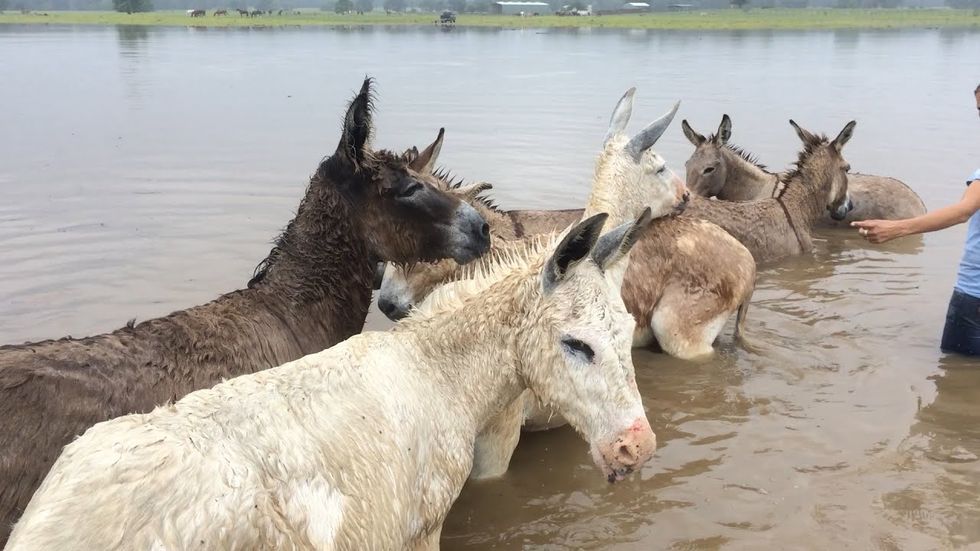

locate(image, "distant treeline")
(4, 0), (977, 14)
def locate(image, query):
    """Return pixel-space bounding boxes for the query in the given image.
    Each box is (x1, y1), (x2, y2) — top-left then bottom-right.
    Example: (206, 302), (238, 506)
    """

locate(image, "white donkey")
(398, 90), (756, 479)
(7, 212), (656, 551)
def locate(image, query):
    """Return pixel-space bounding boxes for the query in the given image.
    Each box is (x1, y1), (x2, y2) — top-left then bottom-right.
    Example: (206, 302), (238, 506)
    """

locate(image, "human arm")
(852, 178), (980, 244)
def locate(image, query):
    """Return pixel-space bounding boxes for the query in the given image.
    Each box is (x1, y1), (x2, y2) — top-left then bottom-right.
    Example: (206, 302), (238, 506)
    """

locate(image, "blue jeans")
(941, 289), (980, 356)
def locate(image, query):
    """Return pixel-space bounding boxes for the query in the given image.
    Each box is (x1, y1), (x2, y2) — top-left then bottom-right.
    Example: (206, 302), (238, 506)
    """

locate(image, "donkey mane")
(776, 132), (831, 197)
(249, 81), (384, 288)
(396, 236), (555, 328)
(432, 167), (501, 213)
(249, 148), (408, 288)
(722, 142), (767, 172)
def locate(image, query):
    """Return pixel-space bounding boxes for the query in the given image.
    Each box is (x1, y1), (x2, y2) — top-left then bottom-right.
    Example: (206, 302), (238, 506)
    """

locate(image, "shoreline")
(1, 9), (979, 31)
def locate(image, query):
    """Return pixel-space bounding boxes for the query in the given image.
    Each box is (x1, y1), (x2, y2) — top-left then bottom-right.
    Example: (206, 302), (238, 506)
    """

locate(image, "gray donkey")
(0, 78), (490, 544)
(683, 114), (925, 227)
(681, 119), (858, 264)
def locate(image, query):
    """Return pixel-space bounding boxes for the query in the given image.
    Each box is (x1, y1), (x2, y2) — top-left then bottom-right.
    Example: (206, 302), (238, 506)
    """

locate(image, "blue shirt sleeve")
(969, 169), (980, 185)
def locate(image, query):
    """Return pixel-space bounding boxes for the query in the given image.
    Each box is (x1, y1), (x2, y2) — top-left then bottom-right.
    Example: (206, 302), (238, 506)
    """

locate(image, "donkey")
(0, 78), (490, 546)
(419, 90), (755, 479)
(382, 89), (755, 362)
(674, 119), (857, 265)
(7, 213), (656, 551)
(683, 114), (925, 227)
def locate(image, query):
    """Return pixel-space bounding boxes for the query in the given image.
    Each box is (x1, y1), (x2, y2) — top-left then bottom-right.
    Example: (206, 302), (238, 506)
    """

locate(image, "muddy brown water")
(2, 24), (980, 549)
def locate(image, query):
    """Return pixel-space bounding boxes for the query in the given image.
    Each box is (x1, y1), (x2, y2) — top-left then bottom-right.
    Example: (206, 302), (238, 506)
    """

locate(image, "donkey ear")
(715, 114), (732, 145)
(681, 119), (705, 146)
(592, 207), (652, 271)
(409, 128), (445, 174)
(336, 77), (374, 169)
(542, 213), (608, 294)
(832, 120), (856, 152)
(789, 119), (818, 146)
(626, 101), (680, 162)
(604, 87), (636, 145)
(455, 181), (493, 201)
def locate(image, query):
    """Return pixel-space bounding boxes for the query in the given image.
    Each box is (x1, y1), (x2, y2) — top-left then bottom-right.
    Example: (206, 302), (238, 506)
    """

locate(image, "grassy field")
(0, 8), (978, 30)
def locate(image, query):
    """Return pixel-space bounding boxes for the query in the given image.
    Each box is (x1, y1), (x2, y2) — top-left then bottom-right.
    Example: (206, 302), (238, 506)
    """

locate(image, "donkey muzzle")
(830, 196), (854, 221)
(593, 417), (657, 483)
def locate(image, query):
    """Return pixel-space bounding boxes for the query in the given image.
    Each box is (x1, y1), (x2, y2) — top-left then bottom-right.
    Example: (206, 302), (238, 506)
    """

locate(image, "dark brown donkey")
(0, 78), (490, 544)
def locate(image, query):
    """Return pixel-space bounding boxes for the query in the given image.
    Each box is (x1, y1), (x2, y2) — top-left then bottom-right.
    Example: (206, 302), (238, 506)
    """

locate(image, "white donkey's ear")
(592, 207), (652, 271)
(543, 213), (608, 294)
(604, 87), (636, 146)
(409, 127), (445, 174)
(625, 101), (680, 162)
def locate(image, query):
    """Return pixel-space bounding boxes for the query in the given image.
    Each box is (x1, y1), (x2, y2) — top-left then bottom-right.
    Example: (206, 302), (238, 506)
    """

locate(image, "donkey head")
(331, 79), (490, 264)
(592, 88), (688, 222)
(377, 181), (498, 321)
(522, 210), (656, 483)
(788, 119), (856, 220)
(682, 115), (732, 198)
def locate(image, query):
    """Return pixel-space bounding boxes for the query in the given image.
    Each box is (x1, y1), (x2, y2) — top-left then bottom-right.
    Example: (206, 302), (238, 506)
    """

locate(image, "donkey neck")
(776, 166), (831, 228)
(397, 277), (532, 435)
(251, 173), (375, 346)
(720, 147), (777, 200)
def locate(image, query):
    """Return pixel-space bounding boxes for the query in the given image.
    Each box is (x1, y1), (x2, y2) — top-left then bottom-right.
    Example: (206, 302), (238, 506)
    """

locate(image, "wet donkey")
(0, 77), (490, 545)
(7, 213), (655, 550)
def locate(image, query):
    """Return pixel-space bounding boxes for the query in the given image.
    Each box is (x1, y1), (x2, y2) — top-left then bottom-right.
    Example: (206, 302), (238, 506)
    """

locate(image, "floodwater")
(2, 23), (979, 549)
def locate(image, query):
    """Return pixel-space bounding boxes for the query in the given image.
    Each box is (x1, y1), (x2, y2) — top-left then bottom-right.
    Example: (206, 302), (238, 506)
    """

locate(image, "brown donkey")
(683, 114), (924, 227)
(0, 78), (490, 544)
(680, 119), (858, 265)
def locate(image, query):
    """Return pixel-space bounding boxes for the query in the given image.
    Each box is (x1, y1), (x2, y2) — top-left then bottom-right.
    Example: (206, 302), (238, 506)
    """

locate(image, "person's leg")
(941, 290), (980, 356)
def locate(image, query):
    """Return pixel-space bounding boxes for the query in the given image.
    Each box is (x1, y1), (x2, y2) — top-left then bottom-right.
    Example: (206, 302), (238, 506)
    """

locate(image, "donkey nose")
(378, 298), (406, 321)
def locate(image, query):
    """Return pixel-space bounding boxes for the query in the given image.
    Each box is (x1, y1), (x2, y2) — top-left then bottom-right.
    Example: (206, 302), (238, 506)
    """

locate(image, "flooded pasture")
(1, 24), (979, 549)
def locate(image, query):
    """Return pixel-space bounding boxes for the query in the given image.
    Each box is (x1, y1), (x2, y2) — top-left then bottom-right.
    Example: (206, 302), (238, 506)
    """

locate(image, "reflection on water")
(1, 24), (979, 549)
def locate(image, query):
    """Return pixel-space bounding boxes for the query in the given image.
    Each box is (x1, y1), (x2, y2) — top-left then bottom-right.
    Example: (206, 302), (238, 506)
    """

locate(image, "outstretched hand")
(851, 220), (905, 244)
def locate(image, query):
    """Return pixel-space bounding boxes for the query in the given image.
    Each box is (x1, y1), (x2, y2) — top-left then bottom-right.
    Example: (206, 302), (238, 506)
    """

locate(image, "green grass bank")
(0, 8), (978, 30)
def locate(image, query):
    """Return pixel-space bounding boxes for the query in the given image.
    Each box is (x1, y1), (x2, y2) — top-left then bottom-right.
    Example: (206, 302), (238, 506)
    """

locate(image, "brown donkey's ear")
(543, 213), (608, 294)
(832, 120), (856, 152)
(681, 119), (706, 147)
(788, 119), (819, 146)
(336, 78), (374, 169)
(409, 128), (445, 174)
(592, 207), (653, 271)
(715, 114), (732, 145)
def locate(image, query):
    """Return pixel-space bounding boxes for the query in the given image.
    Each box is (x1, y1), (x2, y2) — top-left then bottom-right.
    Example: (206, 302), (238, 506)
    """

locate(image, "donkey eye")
(561, 337), (595, 363)
(703, 166), (715, 174)
(398, 183), (423, 198)
(843, 164), (851, 172)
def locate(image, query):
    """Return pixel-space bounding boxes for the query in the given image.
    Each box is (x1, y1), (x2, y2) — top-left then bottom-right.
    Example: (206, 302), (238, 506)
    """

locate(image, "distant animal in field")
(249, 8), (262, 16)
(236, 8), (249, 15)
(214, 9), (227, 15)
(189, 8), (205, 16)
